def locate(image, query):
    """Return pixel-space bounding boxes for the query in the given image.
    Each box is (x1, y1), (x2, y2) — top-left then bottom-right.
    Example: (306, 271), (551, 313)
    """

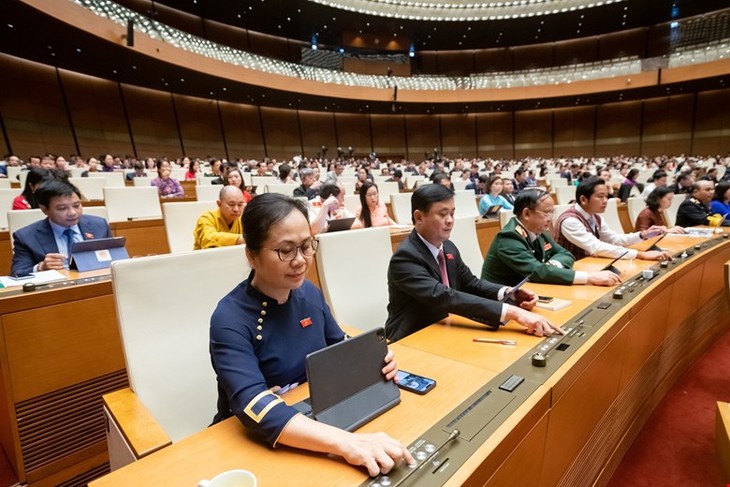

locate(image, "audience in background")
(223, 168), (253, 203)
(479, 175), (513, 214)
(676, 180), (715, 227)
(710, 181), (730, 217)
(193, 185), (245, 250)
(309, 182), (354, 235)
(12, 167), (53, 210)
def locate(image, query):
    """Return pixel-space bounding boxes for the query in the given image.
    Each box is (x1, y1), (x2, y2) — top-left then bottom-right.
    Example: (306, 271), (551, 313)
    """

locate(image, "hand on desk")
(637, 249), (672, 261)
(509, 287), (538, 310)
(39, 253), (67, 271)
(337, 430), (416, 477)
(588, 270), (623, 286)
(506, 306), (565, 337)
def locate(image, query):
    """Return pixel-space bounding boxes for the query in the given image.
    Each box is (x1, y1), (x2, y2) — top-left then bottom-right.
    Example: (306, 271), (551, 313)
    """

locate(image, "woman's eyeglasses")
(265, 239), (318, 261)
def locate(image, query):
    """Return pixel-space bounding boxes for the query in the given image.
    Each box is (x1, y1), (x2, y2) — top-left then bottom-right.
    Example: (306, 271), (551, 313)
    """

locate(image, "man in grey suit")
(11, 179), (112, 276)
(385, 184), (563, 342)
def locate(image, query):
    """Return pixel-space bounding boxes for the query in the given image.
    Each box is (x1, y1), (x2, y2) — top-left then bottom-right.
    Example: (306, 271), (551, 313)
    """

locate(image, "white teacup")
(198, 469), (256, 487)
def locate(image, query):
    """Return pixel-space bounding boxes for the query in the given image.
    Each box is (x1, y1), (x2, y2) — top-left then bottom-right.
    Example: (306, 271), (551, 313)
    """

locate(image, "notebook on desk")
(291, 327), (400, 431)
(70, 236), (129, 272)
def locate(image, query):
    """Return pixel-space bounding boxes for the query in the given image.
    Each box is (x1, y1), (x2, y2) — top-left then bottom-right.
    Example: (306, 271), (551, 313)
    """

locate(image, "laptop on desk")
(70, 236), (129, 272)
(481, 204), (503, 219)
(326, 216), (356, 233)
(291, 327), (400, 431)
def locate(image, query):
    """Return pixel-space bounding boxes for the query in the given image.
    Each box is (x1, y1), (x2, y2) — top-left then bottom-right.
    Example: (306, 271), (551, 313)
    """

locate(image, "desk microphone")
(22, 282), (55, 292)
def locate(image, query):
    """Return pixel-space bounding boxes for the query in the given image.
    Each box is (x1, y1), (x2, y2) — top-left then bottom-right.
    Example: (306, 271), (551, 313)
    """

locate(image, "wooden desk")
(89, 235), (728, 486)
(109, 219), (169, 257)
(0, 270), (128, 486)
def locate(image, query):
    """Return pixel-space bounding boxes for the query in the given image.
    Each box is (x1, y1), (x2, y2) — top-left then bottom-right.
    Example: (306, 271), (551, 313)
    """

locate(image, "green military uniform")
(481, 216), (577, 286)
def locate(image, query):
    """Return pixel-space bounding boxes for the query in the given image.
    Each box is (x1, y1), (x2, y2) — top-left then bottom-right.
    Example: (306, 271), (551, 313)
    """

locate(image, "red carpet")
(607, 327), (730, 487)
(0, 330), (727, 487)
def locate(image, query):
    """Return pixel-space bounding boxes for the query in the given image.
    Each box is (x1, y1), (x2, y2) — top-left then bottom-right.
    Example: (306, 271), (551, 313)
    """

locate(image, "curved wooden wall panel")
(641, 95), (694, 156)
(514, 110), (553, 158)
(595, 101), (643, 156)
(694, 89), (730, 155)
(475, 112), (514, 159)
(60, 70), (134, 158)
(405, 115), (441, 160)
(441, 114), (478, 159)
(0, 55), (75, 158)
(120, 84), (181, 158)
(298, 110), (338, 162)
(334, 113), (372, 157)
(553, 106), (596, 157)
(217, 101), (265, 160)
(259, 107), (302, 160)
(371, 114), (407, 160)
(172, 93), (226, 159)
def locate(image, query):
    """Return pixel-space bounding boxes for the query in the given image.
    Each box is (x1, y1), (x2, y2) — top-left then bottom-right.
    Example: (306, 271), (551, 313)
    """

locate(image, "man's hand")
(587, 270), (622, 286)
(506, 306), (565, 337)
(637, 250), (672, 261)
(39, 253), (66, 271)
(511, 287), (538, 310)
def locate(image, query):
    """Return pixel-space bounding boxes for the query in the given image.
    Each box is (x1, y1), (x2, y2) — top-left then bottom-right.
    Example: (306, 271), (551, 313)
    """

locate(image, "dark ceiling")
(1, 0), (729, 115)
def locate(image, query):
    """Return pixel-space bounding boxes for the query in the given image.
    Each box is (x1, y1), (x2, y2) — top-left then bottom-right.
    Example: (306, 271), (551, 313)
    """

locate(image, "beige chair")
(499, 209), (513, 229)
(450, 216), (484, 276)
(453, 189), (479, 218)
(252, 176), (278, 195)
(132, 177), (153, 187)
(88, 171), (126, 187)
(196, 175), (219, 186)
(404, 174), (426, 190)
(163, 201), (218, 253)
(316, 226), (392, 331)
(6, 166), (22, 183)
(104, 246), (250, 470)
(18, 170), (28, 190)
(0, 179), (10, 189)
(195, 184), (221, 202)
(663, 193), (685, 227)
(602, 197), (624, 234)
(0, 189), (21, 229)
(555, 185), (576, 205)
(69, 176), (107, 201)
(265, 184), (296, 196)
(377, 181), (400, 201)
(451, 180), (469, 191)
(551, 204), (572, 225)
(103, 187), (162, 222)
(343, 194), (361, 215)
(626, 197), (646, 229)
(7, 206), (109, 250)
(390, 192), (413, 225)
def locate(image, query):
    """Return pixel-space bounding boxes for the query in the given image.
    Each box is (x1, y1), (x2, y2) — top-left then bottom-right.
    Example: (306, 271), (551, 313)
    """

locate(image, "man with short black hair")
(513, 168), (530, 195)
(11, 180), (112, 276)
(483, 189), (622, 287)
(385, 184), (563, 342)
(386, 169), (404, 190)
(308, 182), (354, 235)
(552, 176), (671, 262)
(668, 172), (694, 195)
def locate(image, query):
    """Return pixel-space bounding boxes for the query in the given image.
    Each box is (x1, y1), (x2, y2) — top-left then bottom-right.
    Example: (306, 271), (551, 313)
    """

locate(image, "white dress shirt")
(560, 204), (642, 259)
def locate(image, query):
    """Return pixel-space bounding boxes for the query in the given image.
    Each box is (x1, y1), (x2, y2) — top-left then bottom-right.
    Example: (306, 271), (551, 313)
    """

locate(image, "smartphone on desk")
(395, 370), (436, 395)
(538, 295), (554, 303)
(8, 274), (33, 281)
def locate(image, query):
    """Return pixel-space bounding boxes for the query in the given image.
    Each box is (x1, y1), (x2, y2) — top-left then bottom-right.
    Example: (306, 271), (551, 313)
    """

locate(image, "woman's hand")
(335, 431), (415, 477)
(382, 348), (397, 381)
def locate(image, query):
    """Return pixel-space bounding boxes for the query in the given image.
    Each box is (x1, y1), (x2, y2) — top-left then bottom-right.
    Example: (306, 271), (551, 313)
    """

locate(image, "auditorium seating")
(453, 189), (480, 218)
(315, 226), (392, 331)
(626, 197), (646, 229)
(195, 184), (221, 202)
(103, 187), (162, 222)
(0, 189), (20, 229)
(89, 171), (126, 187)
(69, 176), (107, 201)
(555, 185), (576, 205)
(663, 194), (686, 227)
(603, 197), (624, 234)
(108, 246), (250, 456)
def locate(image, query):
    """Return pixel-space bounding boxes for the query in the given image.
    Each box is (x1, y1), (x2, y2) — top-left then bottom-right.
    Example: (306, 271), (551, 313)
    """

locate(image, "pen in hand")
(473, 338), (517, 345)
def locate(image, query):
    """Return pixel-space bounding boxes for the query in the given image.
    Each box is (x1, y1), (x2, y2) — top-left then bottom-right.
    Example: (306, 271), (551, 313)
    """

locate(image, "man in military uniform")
(482, 188), (622, 287)
(675, 180), (714, 227)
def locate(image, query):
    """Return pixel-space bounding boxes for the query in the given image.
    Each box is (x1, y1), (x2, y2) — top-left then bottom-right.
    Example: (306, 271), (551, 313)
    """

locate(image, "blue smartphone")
(395, 370), (436, 395)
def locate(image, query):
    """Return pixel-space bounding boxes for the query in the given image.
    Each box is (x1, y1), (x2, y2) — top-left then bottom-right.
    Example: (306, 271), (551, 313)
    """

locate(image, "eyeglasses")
(264, 239), (318, 261)
(533, 209), (555, 218)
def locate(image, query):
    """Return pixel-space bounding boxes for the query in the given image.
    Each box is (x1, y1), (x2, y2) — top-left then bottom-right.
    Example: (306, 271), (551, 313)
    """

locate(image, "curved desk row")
(88, 231), (729, 486)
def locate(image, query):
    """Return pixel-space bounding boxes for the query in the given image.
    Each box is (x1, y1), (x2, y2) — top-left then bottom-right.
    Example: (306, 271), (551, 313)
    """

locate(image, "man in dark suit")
(384, 184), (563, 342)
(11, 179), (112, 276)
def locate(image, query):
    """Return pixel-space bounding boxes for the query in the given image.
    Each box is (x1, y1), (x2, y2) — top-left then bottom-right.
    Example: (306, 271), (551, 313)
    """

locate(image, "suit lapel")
(36, 220), (60, 254)
(409, 231), (441, 279)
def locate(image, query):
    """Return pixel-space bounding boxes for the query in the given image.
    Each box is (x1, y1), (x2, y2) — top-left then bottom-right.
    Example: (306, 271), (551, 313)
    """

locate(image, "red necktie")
(437, 249), (450, 288)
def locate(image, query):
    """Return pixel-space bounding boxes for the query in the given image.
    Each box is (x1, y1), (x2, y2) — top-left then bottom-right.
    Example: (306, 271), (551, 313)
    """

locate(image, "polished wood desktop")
(89, 233), (730, 487)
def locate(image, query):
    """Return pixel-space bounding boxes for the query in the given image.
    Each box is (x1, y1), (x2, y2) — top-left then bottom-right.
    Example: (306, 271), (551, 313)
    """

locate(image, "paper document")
(0, 270), (68, 288)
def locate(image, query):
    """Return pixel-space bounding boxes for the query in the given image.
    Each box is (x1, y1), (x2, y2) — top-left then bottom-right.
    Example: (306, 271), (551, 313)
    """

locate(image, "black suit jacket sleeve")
(385, 231), (504, 341)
